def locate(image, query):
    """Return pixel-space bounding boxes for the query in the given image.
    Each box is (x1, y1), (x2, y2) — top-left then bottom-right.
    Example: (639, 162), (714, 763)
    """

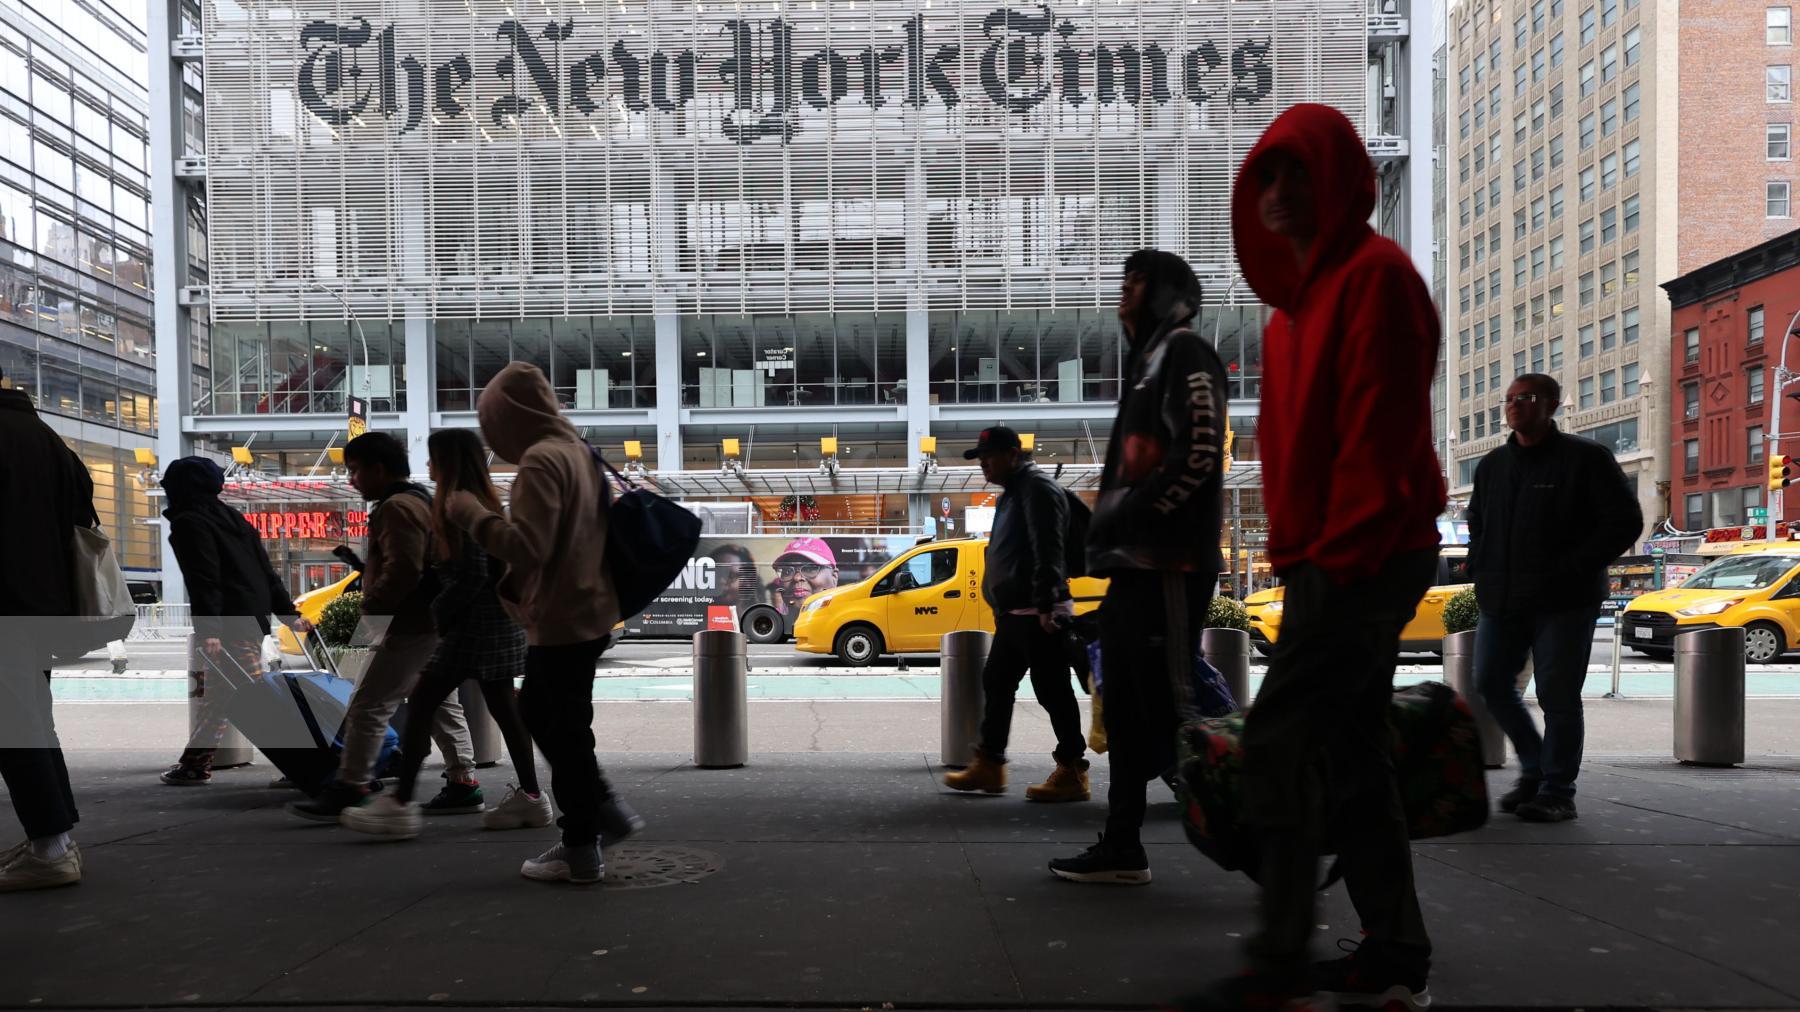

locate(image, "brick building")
(1678, 3), (1799, 276)
(1662, 227), (1800, 533)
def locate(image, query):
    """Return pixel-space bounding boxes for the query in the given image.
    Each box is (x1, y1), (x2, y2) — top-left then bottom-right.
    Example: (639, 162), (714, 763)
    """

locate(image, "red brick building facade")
(1663, 228), (1800, 532)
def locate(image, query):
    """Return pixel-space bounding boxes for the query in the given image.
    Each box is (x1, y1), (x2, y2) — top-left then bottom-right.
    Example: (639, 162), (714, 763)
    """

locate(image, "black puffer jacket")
(1467, 426), (1643, 616)
(166, 501), (300, 641)
(981, 462), (1070, 614)
(0, 388), (94, 620)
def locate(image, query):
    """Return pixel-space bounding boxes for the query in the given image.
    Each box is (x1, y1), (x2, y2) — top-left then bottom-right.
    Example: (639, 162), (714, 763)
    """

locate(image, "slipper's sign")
(292, 7), (1276, 143)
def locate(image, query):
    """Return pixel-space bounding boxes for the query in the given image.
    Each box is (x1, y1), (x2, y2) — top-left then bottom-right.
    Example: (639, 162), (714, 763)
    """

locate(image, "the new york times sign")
(292, 6), (1281, 142)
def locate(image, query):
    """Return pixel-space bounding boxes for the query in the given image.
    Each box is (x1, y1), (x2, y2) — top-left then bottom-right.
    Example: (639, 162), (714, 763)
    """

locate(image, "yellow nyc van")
(792, 537), (1109, 665)
(1620, 544), (1800, 662)
(1241, 547), (1472, 656)
(275, 571), (359, 656)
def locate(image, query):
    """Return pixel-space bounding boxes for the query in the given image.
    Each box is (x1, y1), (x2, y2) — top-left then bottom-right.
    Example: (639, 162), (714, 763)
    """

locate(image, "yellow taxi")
(792, 536), (1109, 665)
(276, 571), (359, 657)
(1242, 548), (1472, 656)
(1619, 544), (1800, 662)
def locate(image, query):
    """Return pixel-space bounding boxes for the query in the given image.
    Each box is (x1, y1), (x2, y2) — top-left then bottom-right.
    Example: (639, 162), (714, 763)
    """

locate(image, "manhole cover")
(603, 845), (723, 890)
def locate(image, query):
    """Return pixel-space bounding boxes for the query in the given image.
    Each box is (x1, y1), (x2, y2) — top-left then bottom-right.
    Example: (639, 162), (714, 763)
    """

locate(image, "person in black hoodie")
(942, 425), (1088, 803)
(1047, 249), (1228, 886)
(1469, 373), (1642, 823)
(0, 368), (96, 890)
(159, 456), (311, 785)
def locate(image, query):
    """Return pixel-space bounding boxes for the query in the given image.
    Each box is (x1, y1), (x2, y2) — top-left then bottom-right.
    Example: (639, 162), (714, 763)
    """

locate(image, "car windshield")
(1681, 556), (1798, 591)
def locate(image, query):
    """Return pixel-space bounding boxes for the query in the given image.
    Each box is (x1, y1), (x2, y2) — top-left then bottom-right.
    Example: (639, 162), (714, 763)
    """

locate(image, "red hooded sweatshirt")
(1232, 104), (1446, 584)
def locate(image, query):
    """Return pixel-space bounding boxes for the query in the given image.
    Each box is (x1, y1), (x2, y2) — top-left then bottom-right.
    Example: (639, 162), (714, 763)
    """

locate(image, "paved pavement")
(4, 700), (1800, 1010)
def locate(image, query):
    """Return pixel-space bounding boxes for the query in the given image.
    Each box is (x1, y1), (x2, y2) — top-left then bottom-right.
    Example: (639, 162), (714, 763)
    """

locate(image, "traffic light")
(1771, 454), (1793, 493)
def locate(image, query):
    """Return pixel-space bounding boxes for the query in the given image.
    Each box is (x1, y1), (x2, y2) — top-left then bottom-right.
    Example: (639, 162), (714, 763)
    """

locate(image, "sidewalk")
(3, 702), (1799, 1011)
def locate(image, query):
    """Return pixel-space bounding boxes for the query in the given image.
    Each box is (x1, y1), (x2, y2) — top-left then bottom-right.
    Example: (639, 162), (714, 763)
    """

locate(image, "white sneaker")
(483, 785), (554, 831)
(0, 844), (81, 892)
(0, 841), (26, 870)
(521, 842), (602, 884)
(339, 795), (423, 840)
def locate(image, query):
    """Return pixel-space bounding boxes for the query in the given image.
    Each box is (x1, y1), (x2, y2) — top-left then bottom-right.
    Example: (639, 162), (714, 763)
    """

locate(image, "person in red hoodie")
(1184, 105), (1447, 1012)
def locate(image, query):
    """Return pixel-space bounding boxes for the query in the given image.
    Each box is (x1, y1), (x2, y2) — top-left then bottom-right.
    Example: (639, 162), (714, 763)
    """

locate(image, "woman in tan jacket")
(445, 362), (642, 885)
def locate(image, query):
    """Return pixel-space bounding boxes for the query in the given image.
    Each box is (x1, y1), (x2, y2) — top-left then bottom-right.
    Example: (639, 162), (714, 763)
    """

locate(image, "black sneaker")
(423, 782), (485, 816)
(286, 782), (368, 823)
(597, 794), (646, 844)
(1516, 793), (1578, 822)
(1311, 939), (1431, 1010)
(1048, 833), (1151, 885)
(1498, 776), (1542, 814)
(160, 765), (211, 786)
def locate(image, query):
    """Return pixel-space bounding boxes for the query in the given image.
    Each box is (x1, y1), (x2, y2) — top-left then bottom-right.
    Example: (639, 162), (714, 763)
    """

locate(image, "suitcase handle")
(294, 628), (343, 679)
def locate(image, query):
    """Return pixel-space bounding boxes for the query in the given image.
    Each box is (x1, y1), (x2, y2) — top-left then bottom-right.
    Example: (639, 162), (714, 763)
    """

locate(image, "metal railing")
(127, 603), (193, 641)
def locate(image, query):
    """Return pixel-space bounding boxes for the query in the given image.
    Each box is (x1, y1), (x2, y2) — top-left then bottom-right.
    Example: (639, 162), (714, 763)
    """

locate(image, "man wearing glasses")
(1468, 373), (1642, 823)
(769, 538), (839, 615)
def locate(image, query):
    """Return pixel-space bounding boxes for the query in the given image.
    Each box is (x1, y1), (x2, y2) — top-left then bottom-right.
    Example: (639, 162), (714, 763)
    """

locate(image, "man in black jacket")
(159, 456), (310, 785)
(1049, 249), (1228, 885)
(942, 425), (1088, 803)
(1469, 373), (1642, 823)
(0, 369), (95, 890)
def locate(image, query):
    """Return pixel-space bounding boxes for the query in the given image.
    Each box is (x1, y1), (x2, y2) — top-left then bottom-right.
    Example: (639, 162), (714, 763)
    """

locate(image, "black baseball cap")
(964, 425), (1023, 459)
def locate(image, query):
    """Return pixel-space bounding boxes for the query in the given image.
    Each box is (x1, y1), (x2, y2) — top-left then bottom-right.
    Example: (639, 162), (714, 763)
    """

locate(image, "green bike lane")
(45, 668), (1800, 702)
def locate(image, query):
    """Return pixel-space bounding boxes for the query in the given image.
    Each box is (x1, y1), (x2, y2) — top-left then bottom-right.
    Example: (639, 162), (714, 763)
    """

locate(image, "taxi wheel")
(835, 625), (885, 667)
(1744, 622), (1786, 663)
(741, 605), (785, 645)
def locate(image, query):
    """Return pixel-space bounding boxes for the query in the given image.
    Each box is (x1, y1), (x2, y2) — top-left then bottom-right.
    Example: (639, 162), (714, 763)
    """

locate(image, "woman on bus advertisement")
(768, 538), (840, 615)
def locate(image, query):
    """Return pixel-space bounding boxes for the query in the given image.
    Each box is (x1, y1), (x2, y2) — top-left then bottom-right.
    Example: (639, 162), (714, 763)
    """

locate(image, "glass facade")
(0, 9), (158, 570)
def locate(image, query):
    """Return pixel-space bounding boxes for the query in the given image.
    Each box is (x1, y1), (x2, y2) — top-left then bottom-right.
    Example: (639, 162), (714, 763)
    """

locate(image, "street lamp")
(309, 281), (373, 401)
(1762, 306), (1800, 543)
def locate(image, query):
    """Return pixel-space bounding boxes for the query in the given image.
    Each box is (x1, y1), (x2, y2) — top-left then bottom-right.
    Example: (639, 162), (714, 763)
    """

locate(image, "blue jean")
(1473, 606), (1602, 798)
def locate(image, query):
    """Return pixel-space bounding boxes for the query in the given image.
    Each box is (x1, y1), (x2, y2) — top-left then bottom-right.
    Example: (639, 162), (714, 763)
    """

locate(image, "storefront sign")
(243, 509), (370, 541)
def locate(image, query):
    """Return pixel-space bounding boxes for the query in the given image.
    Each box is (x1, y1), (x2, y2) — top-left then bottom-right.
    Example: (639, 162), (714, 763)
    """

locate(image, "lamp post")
(309, 281), (373, 401)
(1763, 307), (1800, 544)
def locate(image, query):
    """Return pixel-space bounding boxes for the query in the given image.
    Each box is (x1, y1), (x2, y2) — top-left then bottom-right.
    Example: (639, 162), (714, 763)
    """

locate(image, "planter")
(329, 646), (373, 684)
(1440, 630), (1507, 769)
(1200, 626), (1252, 706)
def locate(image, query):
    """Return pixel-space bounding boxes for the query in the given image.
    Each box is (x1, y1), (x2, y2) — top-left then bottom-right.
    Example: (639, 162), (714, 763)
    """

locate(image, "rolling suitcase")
(212, 637), (401, 796)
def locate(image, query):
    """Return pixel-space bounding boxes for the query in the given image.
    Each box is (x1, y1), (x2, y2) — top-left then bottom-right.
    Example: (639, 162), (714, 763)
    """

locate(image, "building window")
(1772, 123), (1794, 160)
(1601, 314), (1619, 349)
(1623, 362), (1641, 397)
(1600, 370), (1617, 404)
(1685, 383), (1701, 420)
(1581, 166), (1597, 201)
(1772, 6), (1794, 45)
(1623, 250), (1641, 285)
(1476, 412), (1488, 439)
(1772, 65), (1793, 103)
(1624, 82), (1641, 122)
(1532, 245), (1547, 279)
(1685, 327), (1701, 364)
(1771, 181), (1793, 217)
(1515, 350), (1528, 376)
(1580, 112), (1596, 150)
(1751, 365), (1767, 405)
(1602, 206), (1619, 244)
(1515, 158), (1527, 192)
(1745, 486), (1767, 519)
(1460, 328), (1472, 355)
(1551, 184), (1567, 220)
(1624, 193), (1640, 232)
(1460, 65), (1473, 94)
(1580, 269), (1596, 304)
(1601, 0), (1619, 26)
(1515, 208), (1528, 240)
(1751, 426), (1768, 466)
(1624, 138), (1642, 177)
(1580, 6), (1596, 45)
(1685, 493), (1704, 530)
(1624, 306), (1640, 343)
(1515, 255), (1528, 286)
(1475, 367), (1487, 396)
(1516, 62), (1528, 97)
(1581, 377), (1598, 409)
(1602, 98), (1619, 137)
(1460, 109), (1471, 139)
(1550, 336), (1565, 369)
(1534, 0), (1548, 33)
(1532, 196), (1547, 231)
(1551, 236), (1567, 269)
(1532, 343), (1547, 372)
(1551, 31), (1566, 67)
(1515, 302), (1528, 333)
(1601, 43), (1618, 83)
(1751, 305), (1767, 345)
(1684, 439), (1700, 475)
(1533, 294), (1548, 325)
(1580, 60), (1597, 98)
(1580, 218), (1597, 254)
(1475, 233), (1487, 264)
(1551, 285), (1566, 318)
(1476, 321), (1488, 351)
(1550, 132), (1566, 169)
(1581, 418), (1640, 453)
(1516, 15), (1529, 48)
(1532, 145), (1546, 180)
(1580, 323), (1596, 358)
(1533, 48), (1547, 82)
(1602, 259), (1619, 296)
(1602, 153), (1620, 190)
(1624, 26), (1641, 66)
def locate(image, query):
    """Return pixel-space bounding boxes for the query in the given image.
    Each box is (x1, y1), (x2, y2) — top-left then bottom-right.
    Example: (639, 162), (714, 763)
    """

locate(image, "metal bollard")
(459, 682), (504, 768)
(940, 630), (991, 768)
(693, 630), (749, 769)
(1674, 626), (1745, 767)
(1201, 627), (1252, 708)
(1441, 630), (1507, 769)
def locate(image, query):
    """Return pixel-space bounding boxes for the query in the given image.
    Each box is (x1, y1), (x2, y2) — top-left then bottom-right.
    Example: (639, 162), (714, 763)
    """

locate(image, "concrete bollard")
(1674, 626), (1745, 767)
(693, 630), (749, 769)
(940, 630), (991, 768)
(459, 682), (504, 768)
(1201, 627), (1252, 708)
(1441, 630), (1507, 769)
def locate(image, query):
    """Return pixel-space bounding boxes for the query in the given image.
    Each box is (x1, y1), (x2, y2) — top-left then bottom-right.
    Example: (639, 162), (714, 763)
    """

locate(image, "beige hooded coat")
(446, 362), (618, 646)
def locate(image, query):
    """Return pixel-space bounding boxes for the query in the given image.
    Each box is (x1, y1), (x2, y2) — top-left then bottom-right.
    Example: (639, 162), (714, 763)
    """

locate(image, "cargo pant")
(336, 631), (474, 788)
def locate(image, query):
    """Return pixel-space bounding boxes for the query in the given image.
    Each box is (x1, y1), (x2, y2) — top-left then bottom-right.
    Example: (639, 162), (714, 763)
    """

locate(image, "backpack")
(590, 447), (702, 621)
(1062, 488), (1092, 578)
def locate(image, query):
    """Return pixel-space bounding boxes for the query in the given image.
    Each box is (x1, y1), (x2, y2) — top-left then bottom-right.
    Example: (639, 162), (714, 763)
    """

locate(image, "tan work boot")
(943, 749), (1007, 794)
(1025, 759), (1091, 803)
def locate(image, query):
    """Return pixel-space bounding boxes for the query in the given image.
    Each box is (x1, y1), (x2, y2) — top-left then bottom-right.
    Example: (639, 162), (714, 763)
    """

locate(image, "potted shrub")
(1206, 595), (1252, 633)
(1202, 594), (1255, 707)
(315, 591), (372, 682)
